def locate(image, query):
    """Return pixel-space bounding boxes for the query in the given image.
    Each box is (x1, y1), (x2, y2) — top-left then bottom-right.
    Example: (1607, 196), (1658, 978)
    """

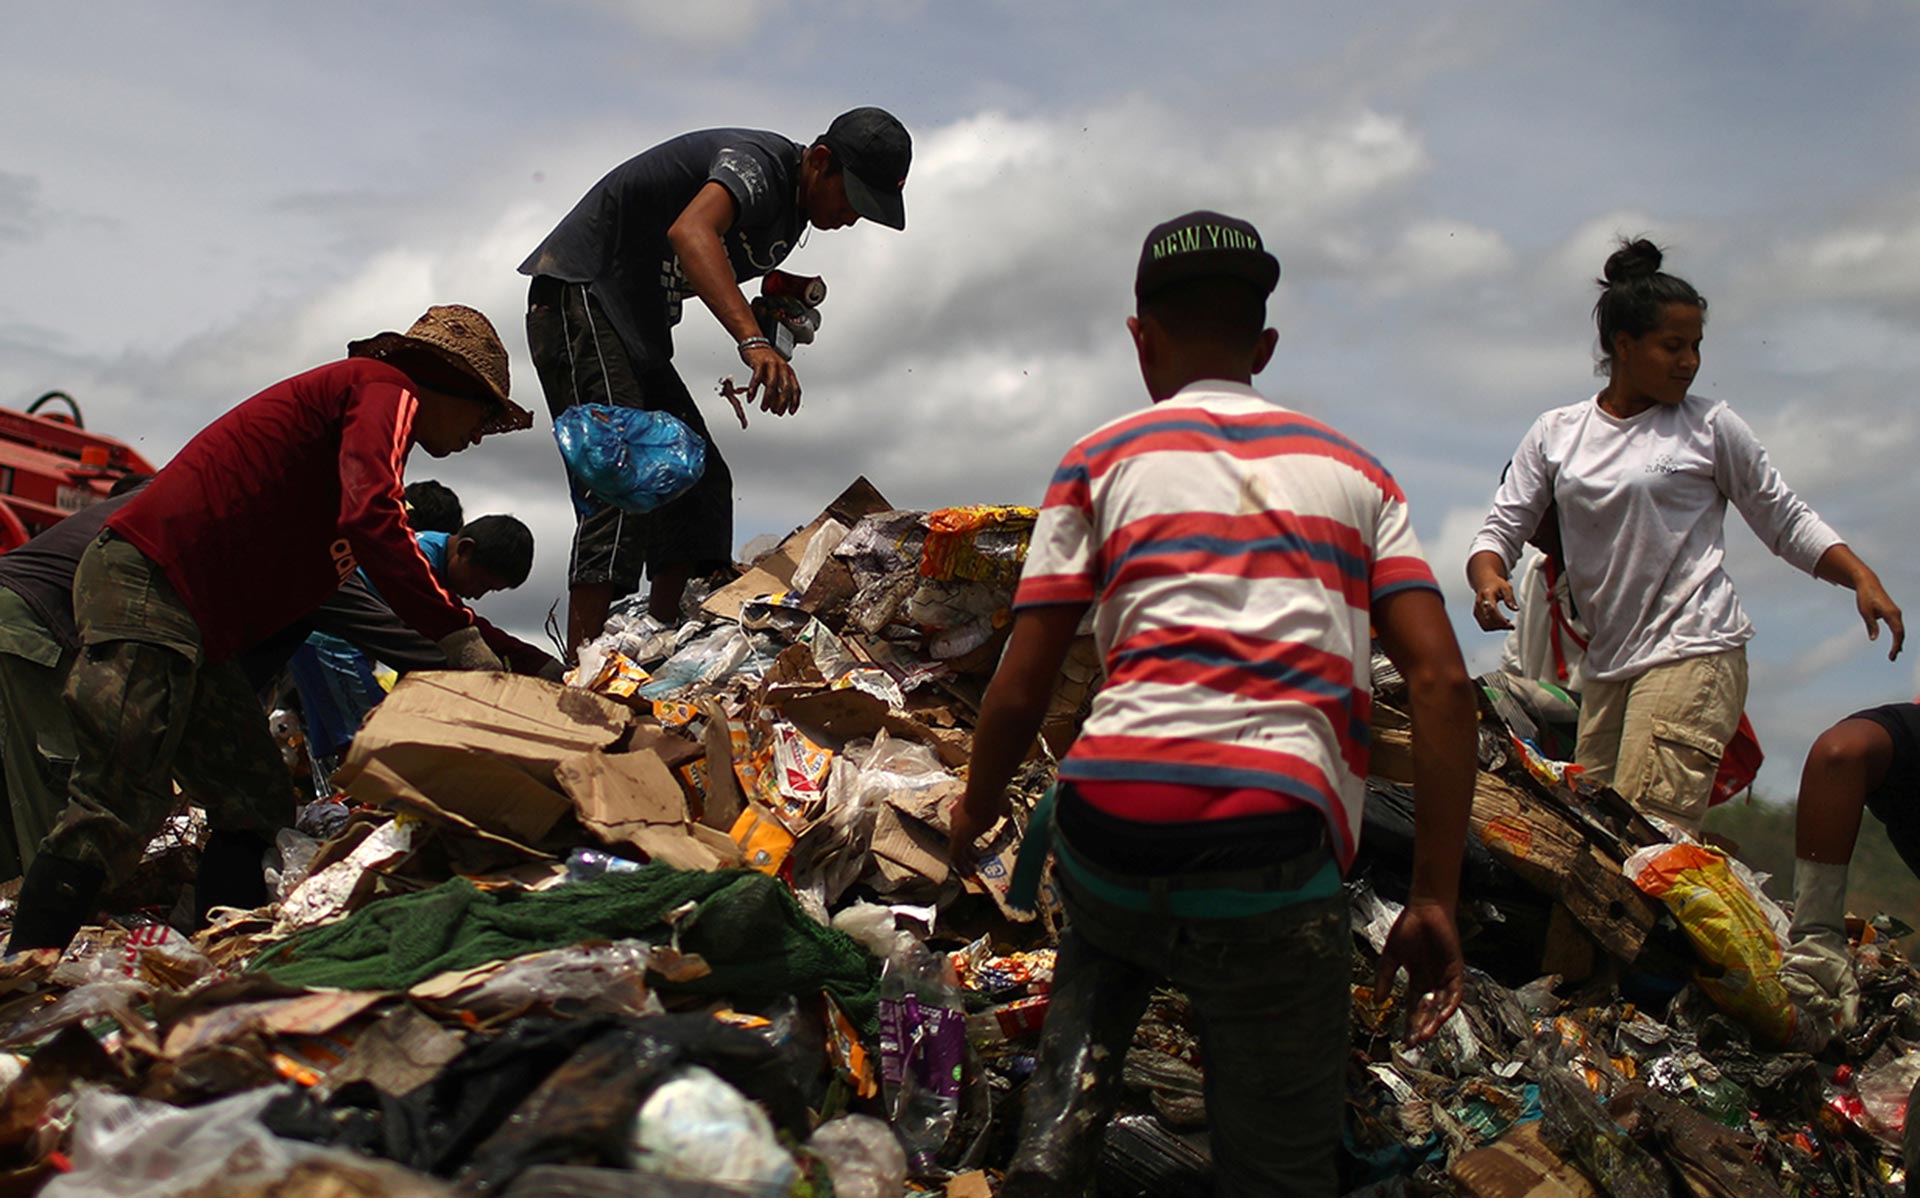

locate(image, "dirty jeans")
(1004, 849), (1351, 1198)
(39, 534), (295, 883)
(1575, 647), (1746, 837)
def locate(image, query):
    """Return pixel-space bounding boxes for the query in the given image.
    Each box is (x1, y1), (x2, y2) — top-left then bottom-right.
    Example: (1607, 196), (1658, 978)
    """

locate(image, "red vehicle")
(0, 392), (158, 551)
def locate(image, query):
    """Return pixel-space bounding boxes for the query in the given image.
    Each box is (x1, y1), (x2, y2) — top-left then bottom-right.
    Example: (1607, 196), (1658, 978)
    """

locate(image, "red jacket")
(109, 359), (510, 666)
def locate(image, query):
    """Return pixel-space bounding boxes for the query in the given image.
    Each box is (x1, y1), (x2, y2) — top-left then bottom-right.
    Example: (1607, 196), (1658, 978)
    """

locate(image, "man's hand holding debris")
(669, 184), (802, 429)
(1372, 587), (1478, 1045)
(947, 605), (1086, 873)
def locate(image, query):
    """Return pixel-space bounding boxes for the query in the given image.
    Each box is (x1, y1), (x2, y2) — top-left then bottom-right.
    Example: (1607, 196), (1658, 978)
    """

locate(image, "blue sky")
(4, 1), (1919, 796)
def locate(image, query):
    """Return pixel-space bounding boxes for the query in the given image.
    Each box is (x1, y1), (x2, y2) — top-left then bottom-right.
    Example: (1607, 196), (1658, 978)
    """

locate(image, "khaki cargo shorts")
(1575, 647), (1747, 836)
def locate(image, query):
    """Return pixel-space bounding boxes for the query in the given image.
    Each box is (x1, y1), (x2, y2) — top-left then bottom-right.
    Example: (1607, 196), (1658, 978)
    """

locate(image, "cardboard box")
(335, 672), (631, 845)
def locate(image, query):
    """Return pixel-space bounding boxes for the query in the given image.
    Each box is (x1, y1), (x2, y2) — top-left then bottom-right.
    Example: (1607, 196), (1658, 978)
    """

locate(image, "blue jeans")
(1004, 838), (1352, 1197)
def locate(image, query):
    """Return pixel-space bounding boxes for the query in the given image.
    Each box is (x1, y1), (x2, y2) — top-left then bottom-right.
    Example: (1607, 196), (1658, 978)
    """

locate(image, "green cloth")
(250, 866), (883, 1033)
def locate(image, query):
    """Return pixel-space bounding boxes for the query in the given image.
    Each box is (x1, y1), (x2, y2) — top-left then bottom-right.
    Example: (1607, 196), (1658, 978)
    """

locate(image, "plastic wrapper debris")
(1857, 1051), (1920, 1142)
(807, 1113), (908, 1198)
(1096, 1112), (1213, 1198)
(267, 827), (323, 903)
(630, 1065), (799, 1193)
(554, 403), (706, 515)
(568, 647), (650, 698)
(1534, 1057), (1675, 1198)
(791, 733), (954, 907)
(905, 578), (1008, 660)
(878, 930), (968, 1174)
(566, 846), (645, 883)
(639, 624), (758, 700)
(919, 506), (1036, 587)
(0, 977), (154, 1049)
(453, 941), (661, 1020)
(46, 1085), (454, 1197)
(1626, 842), (1797, 1046)
(294, 797), (350, 839)
(791, 517), (849, 594)
(275, 816), (420, 934)
(832, 902), (898, 959)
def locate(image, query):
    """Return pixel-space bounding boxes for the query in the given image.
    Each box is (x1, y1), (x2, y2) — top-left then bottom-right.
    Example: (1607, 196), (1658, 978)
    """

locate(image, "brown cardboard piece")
(945, 1171), (995, 1198)
(321, 1004), (465, 1097)
(1449, 1122), (1600, 1198)
(868, 779), (964, 893)
(554, 748), (744, 872)
(335, 672), (631, 845)
(767, 684), (969, 769)
(701, 476), (894, 621)
(162, 991), (387, 1060)
(697, 696), (746, 831)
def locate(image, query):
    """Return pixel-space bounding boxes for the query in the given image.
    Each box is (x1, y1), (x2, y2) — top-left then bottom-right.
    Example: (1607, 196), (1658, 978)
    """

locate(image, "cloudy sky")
(5, 1), (1919, 798)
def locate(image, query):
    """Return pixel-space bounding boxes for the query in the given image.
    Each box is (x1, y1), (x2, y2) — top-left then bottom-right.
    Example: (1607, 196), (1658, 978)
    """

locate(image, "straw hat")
(347, 305), (533, 435)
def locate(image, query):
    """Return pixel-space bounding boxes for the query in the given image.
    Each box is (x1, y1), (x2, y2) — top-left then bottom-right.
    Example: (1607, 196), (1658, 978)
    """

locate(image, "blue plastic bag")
(553, 404), (706, 515)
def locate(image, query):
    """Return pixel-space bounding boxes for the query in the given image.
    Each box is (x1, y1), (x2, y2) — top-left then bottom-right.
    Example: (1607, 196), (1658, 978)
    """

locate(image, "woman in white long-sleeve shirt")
(1466, 239), (1903, 834)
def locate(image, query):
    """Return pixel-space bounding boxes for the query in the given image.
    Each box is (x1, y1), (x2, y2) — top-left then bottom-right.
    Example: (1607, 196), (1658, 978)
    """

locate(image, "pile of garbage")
(0, 475), (1911, 1196)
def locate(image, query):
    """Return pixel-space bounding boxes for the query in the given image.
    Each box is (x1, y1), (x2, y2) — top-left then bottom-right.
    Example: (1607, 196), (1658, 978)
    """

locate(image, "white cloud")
(1372, 219), (1514, 295)
(544, 0), (781, 45)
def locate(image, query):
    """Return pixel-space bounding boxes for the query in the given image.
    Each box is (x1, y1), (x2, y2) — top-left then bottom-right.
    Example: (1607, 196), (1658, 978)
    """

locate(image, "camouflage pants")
(0, 588), (76, 879)
(40, 533), (295, 885)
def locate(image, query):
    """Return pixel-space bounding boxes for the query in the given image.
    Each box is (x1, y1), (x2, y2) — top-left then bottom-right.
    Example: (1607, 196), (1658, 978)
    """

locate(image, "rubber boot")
(193, 830), (272, 928)
(6, 854), (105, 954)
(1781, 858), (1860, 1049)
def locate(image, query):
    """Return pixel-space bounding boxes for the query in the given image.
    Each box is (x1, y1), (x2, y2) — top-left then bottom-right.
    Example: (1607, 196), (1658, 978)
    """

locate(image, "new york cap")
(821, 107), (912, 231)
(1134, 210), (1281, 302)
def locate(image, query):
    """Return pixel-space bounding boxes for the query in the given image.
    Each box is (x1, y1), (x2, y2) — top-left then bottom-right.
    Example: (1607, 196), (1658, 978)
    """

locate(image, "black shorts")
(526, 276), (733, 591)
(1847, 702), (1920, 877)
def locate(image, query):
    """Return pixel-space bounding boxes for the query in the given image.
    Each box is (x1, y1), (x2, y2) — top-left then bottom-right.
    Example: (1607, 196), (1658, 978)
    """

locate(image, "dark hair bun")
(1600, 238), (1664, 288)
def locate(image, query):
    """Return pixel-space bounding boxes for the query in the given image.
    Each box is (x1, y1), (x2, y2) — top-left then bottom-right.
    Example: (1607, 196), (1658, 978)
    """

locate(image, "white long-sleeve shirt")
(1470, 394), (1841, 683)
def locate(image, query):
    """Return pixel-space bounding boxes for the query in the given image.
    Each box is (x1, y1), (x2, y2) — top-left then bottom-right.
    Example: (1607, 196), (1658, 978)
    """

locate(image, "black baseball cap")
(1134, 210), (1281, 302)
(820, 107), (912, 230)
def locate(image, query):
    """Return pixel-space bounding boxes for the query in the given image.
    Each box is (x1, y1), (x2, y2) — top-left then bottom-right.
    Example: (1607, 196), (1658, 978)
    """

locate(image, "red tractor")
(0, 392), (158, 551)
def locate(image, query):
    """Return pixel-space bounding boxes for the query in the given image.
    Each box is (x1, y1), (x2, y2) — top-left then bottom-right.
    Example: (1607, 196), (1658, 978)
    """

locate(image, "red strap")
(1541, 559), (1589, 683)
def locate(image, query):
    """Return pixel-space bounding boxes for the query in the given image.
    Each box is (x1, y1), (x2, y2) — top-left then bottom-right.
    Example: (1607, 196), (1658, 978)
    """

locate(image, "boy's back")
(1019, 381), (1437, 865)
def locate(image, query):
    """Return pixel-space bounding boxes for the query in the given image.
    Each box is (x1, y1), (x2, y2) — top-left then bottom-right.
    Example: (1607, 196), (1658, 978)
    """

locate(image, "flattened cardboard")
(162, 991), (386, 1060)
(554, 748), (744, 872)
(767, 684), (968, 768)
(698, 696), (746, 830)
(556, 749), (686, 830)
(321, 1005), (464, 1098)
(336, 672), (629, 844)
(342, 757), (546, 859)
(702, 477), (894, 621)
(867, 783), (962, 892)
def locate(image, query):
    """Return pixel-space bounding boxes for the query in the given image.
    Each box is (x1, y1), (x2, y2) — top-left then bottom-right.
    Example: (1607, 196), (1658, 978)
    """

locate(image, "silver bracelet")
(737, 336), (772, 356)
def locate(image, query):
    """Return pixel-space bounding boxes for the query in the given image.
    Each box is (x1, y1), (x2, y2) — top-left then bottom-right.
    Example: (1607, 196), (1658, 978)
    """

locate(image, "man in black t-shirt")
(519, 107), (912, 652)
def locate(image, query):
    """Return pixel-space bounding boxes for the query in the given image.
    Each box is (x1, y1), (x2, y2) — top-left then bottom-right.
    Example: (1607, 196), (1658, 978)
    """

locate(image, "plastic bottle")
(877, 931), (968, 1174)
(566, 847), (644, 884)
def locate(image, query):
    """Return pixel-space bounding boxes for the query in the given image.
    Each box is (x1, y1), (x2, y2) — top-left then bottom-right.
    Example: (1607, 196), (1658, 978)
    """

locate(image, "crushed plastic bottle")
(878, 930), (968, 1175)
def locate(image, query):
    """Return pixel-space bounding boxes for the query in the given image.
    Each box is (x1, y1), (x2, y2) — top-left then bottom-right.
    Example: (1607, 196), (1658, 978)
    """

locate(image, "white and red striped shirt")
(1016, 381), (1438, 868)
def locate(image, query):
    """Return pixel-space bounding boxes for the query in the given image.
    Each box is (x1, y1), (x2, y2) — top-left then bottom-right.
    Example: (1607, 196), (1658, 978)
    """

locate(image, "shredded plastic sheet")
(46, 1086), (453, 1197)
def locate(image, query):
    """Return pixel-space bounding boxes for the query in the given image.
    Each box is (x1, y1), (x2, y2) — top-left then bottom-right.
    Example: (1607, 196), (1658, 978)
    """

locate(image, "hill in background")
(1705, 795), (1917, 934)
